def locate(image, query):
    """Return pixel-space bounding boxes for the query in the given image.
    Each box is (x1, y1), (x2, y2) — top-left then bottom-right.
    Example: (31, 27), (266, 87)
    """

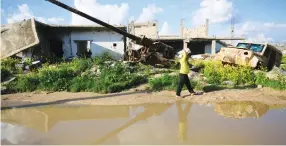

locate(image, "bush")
(255, 72), (286, 90)
(69, 58), (93, 73)
(1, 57), (22, 73)
(1, 67), (11, 82)
(281, 64), (286, 71)
(201, 61), (255, 85)
(38, 66), (76, 91)
(101, 52), (114, 61)
(281, 55), (286, 64)
(68, 63), (147, 93)
(6, 73), (39, 92)
(68, 76), (96, 92)
(149, 74), (178, 91)
(95, 63), (147, 93)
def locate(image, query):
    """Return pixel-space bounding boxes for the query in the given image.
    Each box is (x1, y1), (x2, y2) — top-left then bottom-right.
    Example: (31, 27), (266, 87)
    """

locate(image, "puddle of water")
(1, 101), (286, 145)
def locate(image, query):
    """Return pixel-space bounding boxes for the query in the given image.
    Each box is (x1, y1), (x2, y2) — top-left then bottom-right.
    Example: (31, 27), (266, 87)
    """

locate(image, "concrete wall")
(183, 19), (209, 39)
(183, 25), (208, 39)
(130, 21), (158, 39)
(59, 30), (125, 60)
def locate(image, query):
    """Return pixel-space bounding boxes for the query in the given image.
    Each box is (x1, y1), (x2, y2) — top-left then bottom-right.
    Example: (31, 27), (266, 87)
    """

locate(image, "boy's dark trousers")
(176, 73), (194, 96)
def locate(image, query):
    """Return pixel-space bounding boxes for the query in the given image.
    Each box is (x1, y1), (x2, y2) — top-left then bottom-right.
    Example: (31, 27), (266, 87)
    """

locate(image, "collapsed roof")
(1, 18), (40, 59)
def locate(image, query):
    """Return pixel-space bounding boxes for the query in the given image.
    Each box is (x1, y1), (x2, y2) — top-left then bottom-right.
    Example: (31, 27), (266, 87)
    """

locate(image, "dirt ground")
(1, 86), (286, 108)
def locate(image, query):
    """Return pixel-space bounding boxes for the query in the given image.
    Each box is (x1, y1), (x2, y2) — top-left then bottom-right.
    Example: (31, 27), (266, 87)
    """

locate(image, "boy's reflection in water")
(176, 101), (192, 143)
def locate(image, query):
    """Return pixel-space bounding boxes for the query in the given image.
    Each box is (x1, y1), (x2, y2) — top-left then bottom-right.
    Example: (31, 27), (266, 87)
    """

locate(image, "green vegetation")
(281, 55), (286, 64)
(255, 71), (286, 90)
(281, 55), (286, 71)
(5, 53), (147, 93)
(2, 54), (286, 94)
(6, 73), (39, 92)
(1, 67), (11, 82)
(1, 57), (22, 74)
(148, 74), (199, 91)
(202, 61), (256, 85)
(281, 64), (286, 71)
(68, 62), (147, 93)
(148, 59), (286, 92)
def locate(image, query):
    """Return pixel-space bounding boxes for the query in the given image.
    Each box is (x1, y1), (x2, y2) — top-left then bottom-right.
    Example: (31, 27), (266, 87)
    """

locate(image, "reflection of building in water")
(1, 103), (172, 145)
(1, 105), (130, 132)
(92, 103), (172, 145)
(214, 101), (269, 119)
(176, 101), (192, 143)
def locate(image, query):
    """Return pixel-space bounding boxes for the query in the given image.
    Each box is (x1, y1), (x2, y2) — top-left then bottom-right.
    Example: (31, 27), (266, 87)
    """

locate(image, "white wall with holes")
(60, 30), (125, 60)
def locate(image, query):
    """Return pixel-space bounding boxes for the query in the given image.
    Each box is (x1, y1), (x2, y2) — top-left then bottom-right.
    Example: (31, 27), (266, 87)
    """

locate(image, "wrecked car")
(215, 42), (283, 70)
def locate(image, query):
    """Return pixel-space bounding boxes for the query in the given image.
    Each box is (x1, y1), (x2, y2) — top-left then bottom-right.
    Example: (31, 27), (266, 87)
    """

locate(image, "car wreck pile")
(46, 0), (176, 68)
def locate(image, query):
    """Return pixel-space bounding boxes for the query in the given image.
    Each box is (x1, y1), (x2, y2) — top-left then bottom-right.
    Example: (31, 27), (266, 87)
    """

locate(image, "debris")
(257, 85), (263, 89)
(46, 0), (176, 68)
(222, 81), (234, 86)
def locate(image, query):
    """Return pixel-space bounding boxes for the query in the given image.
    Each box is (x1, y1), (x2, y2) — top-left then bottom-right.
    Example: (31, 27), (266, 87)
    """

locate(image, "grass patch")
(1, 57), (22, 74)
(6, 73), (39, 92)
(255, 72), (286, 90)
(68, 63), (147, 93)
(6, 53), (147, 94)
(148, 74), (199, 91)
(281, 55), (286, 64)
(281, 64), (286, 71)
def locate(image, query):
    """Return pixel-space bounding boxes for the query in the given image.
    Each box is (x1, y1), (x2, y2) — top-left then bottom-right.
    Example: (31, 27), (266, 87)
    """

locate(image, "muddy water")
(1, 101), (286, 145)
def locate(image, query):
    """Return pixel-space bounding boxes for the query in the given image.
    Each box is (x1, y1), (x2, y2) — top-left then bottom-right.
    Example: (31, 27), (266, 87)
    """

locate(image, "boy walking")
(176, 48), (196, 97)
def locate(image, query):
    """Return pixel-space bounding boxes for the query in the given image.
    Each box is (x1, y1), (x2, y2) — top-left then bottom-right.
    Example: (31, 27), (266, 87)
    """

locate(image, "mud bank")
(1, 88), (286, 109)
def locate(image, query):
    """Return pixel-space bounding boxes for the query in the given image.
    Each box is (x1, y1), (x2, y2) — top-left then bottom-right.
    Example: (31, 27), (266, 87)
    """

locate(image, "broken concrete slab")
(1, 18), (40, 59)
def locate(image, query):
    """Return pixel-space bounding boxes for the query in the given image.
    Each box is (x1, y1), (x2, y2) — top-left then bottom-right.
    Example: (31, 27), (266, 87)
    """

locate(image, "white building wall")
(204, 42), (224, 54)
(60, 30), (125, 60)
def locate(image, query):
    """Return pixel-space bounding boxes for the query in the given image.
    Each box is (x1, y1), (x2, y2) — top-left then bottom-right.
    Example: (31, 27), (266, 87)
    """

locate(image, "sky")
(1, 0), (286, 43)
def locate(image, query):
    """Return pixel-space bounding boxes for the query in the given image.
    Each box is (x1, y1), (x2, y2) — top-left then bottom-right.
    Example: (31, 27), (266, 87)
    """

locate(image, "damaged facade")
(1, 18), (127, 60)
(1, 18), (244, 61)
(127, 19), (244, 57)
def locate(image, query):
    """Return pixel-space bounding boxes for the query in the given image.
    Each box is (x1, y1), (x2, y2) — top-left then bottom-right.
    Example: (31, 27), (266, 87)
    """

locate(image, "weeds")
(38, 66), (76, 91)
(281, 55), (286, 64)
(6, 54), (147, 93)
(4, 53), (286, 93)
(281, 64), (286, 71)
(1, 57), (22, 74)
(255, 72), (286, 90)
(6, 73), (39, 92)
(199, 61), (255, 85)
(148, 74), (199, 91)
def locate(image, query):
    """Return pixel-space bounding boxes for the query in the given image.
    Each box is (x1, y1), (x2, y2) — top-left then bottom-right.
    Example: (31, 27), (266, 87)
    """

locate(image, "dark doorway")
(50, 40), (64, 58)
(187, 41), (206, 55)
(159, 40), (184, 53)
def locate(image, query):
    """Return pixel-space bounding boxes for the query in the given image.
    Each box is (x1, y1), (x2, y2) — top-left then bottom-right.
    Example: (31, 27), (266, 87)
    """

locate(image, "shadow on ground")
(1, 90), (148, 110)
(203, 84), (257, 92)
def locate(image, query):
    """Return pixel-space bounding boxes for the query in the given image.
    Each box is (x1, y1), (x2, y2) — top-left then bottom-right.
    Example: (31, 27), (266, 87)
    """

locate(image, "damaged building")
(1, 18), (244, 61)
(127, 19), (244, 56)
(1, 18), (127, 60)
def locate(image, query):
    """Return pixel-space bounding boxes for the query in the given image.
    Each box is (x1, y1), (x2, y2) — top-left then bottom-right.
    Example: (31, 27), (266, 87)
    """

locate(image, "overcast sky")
(1, 0), (286, 43)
